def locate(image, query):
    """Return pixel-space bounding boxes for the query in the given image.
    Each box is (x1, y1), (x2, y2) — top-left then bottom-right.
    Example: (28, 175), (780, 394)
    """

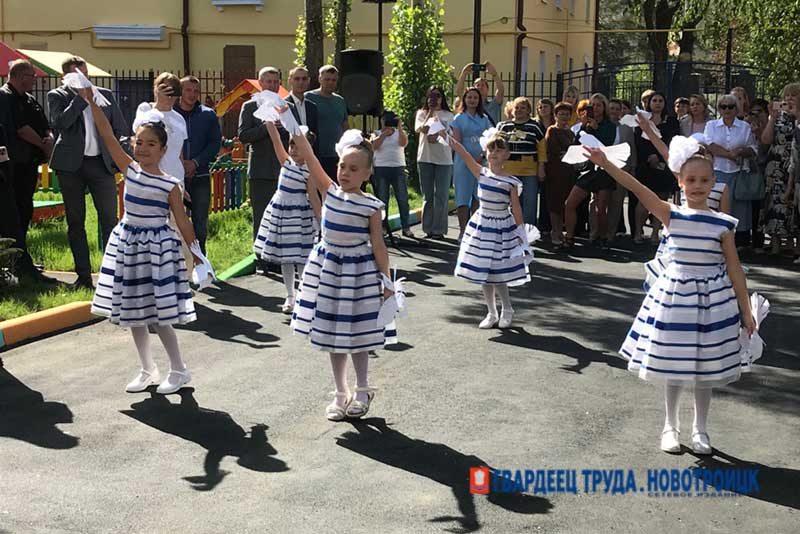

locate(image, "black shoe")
(19, 268), (58, 285)
(70, 276), (94, 290)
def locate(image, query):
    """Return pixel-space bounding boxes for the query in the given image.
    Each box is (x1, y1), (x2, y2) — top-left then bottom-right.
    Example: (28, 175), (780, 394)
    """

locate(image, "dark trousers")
(187, 174), (211, 254)
(320, 156), (339, 184)
(12, 162), (38, 244)
(0, 165), (35, 272)
(537, 181), (552, 232)
(249, 179), (278, 241)
(58, 157), (119, 278)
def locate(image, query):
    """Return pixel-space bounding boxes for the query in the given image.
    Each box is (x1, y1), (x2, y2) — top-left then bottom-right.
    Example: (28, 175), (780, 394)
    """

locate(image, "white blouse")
(703, 118), (758, 173)
(133, 102), (188, 184)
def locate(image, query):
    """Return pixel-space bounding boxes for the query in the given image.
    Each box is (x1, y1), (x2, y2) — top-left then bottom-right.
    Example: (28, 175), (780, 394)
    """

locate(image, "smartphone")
(585, 107), (594, 119)
(472, 63), (487, 73)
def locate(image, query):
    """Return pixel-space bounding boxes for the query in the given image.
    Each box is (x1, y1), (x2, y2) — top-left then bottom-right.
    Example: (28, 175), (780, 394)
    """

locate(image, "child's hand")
(78, 87), (94, 102)
(383, 287), (394, 300)
(274, 104), (289, 115)
(742, 312), (756, 337)
(583, 146), (609, 168)
(192, 253), (203, 266)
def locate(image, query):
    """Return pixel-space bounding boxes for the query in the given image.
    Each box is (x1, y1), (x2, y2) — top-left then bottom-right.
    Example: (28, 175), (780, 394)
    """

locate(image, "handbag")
(731, 160), (765, 201)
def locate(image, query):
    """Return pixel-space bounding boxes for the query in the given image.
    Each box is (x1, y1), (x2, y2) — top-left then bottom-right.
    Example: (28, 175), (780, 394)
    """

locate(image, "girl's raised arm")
(265, 120), (289, 166)
(86, 90), (133, 172)
(291, 128), (333, 194)
(584, 147), (671, 226)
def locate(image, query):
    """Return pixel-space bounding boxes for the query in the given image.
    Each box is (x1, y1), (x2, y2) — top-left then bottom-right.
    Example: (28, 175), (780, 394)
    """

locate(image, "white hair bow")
(64, 69), (110, 107)
(667, 135), (702, 174)
(479, 127), (499, 150)
(335, 129), (365, 158)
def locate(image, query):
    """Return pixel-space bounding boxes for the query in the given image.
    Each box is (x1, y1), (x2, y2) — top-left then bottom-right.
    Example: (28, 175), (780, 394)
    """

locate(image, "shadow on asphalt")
(690, 449), (800, 510)
(180, 303), (281, 349)
(0, 366), (79, 450)
(120, 389), (289, 491)
(337, 418), (552, 533)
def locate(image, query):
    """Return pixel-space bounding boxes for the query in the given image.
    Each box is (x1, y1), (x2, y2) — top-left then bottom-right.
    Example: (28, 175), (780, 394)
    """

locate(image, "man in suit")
(238, 66), (289, 252)
(285, 66), (319, 154)
(48, 56), (128, 289)
(606, 98), (638, 241)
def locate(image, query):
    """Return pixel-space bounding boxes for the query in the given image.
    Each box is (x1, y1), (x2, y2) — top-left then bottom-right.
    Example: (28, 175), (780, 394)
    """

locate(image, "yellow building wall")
(1, 0), (594, 94)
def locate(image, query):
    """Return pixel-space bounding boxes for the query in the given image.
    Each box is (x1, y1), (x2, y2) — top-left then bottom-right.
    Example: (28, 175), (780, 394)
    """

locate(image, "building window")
(570, 0), (575, 15)
(585, 0), (590, 22)
(93, 25), (164, 41)
(521, 46), (529, 81)
(212, 0), (264, 11)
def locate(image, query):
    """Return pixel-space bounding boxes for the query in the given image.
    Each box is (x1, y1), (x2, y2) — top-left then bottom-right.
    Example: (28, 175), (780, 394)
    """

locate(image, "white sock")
(281, 264), (296, 299)
(352, 351), (370, 403)
(330, 353), (349, 406)
(693, 387), (712, 434)
(664, 384), (682, 431)
(496, 283), (513, 314)
(131, 326), (155, 372)
(154, 325), (186, 372)
(482, 285), (497, 317)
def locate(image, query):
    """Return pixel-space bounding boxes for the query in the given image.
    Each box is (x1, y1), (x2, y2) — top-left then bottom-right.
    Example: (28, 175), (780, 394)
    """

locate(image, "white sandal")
(345, 386), (377, 418)
(691, 431), (712, 455)
(326, 391), (351, 421)
(660, 427), (681, 453)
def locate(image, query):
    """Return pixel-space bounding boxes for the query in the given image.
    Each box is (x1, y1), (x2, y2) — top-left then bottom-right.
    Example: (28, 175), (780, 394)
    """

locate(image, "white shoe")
(345, 386), (377, 419)
(325, 391), (351, 421)
(498, 309), (514, 329)
(281, 296), (295, 314)
(692, 431), (712, 455)
(660, 427), (681, 453)
(156, 369), (191, 394)
(478, 313), (498, 329)
(125, 367), (160, 393)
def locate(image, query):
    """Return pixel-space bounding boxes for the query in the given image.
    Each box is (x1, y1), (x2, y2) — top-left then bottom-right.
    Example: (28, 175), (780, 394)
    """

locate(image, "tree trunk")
(305, 0), (324, 88)
(334, 0), (349, 72)
(642, 0), (679, 91)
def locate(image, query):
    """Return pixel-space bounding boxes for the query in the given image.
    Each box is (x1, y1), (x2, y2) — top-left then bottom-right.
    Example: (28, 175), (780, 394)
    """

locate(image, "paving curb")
(0, 301), (97, 350)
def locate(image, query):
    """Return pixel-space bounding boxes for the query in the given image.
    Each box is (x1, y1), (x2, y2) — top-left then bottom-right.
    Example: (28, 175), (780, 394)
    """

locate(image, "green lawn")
(2, 185), (423, 321)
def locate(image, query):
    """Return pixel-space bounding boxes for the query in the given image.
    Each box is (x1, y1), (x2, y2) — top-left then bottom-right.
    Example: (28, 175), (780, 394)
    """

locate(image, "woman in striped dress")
(254, 121), (321, 313)
(450, 132), (530, 330)
(585, 139), (755, 456)
(85, 89), (199, 395)
(288, 125), (395, 422)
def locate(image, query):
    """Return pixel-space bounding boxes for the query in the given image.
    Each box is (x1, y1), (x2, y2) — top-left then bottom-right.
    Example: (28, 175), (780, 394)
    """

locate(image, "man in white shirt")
(285, 66), (319, 154)
(48, 56), (128, 289)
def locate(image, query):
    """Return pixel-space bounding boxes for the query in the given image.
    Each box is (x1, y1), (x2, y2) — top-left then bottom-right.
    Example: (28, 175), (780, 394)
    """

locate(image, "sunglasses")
(719, 104), (737, 110)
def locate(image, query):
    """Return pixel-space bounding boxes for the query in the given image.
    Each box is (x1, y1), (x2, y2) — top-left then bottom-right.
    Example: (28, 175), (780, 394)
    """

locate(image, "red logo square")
(470, 467), (490, 494)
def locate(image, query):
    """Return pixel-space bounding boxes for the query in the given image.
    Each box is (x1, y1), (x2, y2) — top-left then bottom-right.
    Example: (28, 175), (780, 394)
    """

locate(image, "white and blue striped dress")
(290, 183), (396, 352)
(92, 163), (196, 326)
(621, 206), (744, 386)
(647, 181), (728, 289)
(454, 168), (530, 286)
(253, 159), (318, 264)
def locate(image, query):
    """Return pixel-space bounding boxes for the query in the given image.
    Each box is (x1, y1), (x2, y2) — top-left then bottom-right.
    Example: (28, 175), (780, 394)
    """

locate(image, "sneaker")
(125, 367), (161, 393)
(691, 431), (712, 455)
(660, 427), (681, 453)
(478, 313), (498, 329)
(498, 309), (514, 329)
(156, 369), (192, 394)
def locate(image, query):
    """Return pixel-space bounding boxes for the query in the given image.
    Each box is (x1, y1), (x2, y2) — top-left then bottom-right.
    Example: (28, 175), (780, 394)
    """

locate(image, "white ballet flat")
(326, 391), (351, 421)
(478, 314), (498, 329)
(498, 309), (514, 329)
(345, 386), (377, 419)
(691, 431), (712, 455)
(281, 296), (295, 314)
(125, 367), (160, 393)
(156, 369), (192, 395)
(660, 428), (681, 453)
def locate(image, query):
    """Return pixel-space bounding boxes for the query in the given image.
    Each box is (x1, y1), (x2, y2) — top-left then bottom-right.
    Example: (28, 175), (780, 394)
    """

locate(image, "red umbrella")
(0, 41), (47, 77)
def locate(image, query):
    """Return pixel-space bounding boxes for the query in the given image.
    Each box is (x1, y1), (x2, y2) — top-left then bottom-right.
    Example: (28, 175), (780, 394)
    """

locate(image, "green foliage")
(294, 15), (307, 67)
(383, 0), (453, 184)
(701, 0), (800, 97)
(324, 0), (352, 64)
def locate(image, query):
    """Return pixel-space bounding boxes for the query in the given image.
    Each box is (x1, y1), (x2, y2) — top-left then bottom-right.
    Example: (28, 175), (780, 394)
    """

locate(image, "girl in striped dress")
(583, 141), (756, 456)
(254, 121), (321, 313)
(288, 126), (395, 422)
(85, 90), (199, 395)
(449, 132), (530, 330)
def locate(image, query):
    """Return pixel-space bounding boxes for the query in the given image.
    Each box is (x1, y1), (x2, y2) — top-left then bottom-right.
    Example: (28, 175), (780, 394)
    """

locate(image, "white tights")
(330, 352), (370, 405)
(281, 264), (300, 298)
(481, 283), (513, 316)
(664, 385), (712, 434)
(131, 325), (186, 373)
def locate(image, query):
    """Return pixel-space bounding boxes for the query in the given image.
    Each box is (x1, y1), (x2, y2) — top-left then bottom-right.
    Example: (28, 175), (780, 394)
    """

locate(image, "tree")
(597, 0), (651, 65)
(383, 0), (452, 184)
(302, 0), (324, 87)
(326, 0), (352, 69)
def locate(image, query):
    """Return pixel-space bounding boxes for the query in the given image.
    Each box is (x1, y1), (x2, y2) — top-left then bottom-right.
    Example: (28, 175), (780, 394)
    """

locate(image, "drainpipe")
(182, 0), (190, 73)
(592, 0), (600, 90)
(514, 0), (526, 97)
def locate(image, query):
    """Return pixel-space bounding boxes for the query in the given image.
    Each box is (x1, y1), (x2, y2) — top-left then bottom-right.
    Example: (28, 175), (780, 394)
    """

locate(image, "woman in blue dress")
(452, 87), (493, 241)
